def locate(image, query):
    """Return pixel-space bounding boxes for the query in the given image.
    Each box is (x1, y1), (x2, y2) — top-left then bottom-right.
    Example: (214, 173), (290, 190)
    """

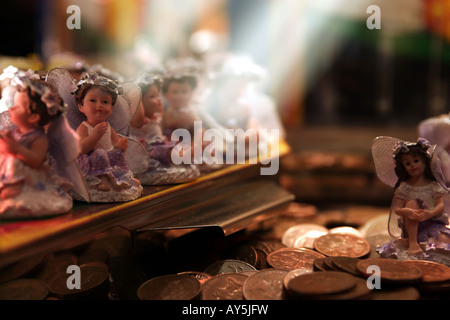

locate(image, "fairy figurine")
(371, 136), (450, 265)
(47, 68), (143, 202)
(0, 72), (74, 218)
(127, 70), (200, 185)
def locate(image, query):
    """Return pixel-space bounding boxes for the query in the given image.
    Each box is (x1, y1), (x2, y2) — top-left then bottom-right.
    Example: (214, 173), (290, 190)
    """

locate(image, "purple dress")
(0, 127), (73, 218)
(377, 181), (450, 266)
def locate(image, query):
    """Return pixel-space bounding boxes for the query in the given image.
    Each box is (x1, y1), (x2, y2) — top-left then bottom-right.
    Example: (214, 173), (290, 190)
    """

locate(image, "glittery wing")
(45, 67), (83, 131)
(47, 115), (90, 202)
(108, 83), (141, 135)
(418, 117), (450, 151)
(0, 110), (15, 132)
(119, 134), (150, 174)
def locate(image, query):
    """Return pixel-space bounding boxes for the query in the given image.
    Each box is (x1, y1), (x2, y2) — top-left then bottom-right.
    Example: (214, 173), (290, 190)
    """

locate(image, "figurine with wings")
(46, 67), (143, 202)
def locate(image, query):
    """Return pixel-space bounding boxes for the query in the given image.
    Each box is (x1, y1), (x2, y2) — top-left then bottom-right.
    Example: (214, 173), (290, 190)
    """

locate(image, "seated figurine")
(0, 72), (74, 218)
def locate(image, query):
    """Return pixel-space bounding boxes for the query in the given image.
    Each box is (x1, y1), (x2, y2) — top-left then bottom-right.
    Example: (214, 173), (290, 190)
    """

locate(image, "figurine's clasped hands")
(92, 122), (108, 139)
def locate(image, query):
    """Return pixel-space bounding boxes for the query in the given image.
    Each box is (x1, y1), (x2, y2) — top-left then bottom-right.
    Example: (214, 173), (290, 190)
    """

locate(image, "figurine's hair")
(75, 84), (118, 106)
(394, 144), (436, 190)
(18, 79), (63, 126)
(162, 75), (197, 94)
(138, 78), (163, 97)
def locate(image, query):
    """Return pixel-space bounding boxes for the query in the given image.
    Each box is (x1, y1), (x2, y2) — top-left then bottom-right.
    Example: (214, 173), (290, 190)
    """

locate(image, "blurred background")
(1, 0), (450, 206)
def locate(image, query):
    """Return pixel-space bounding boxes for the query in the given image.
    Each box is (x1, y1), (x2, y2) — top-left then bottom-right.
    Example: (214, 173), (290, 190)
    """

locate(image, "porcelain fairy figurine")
(371, 136), (450, 265)
(0, 72), (74, 218)
(127, 71), (200, 185)
(47, 68), (143, 202)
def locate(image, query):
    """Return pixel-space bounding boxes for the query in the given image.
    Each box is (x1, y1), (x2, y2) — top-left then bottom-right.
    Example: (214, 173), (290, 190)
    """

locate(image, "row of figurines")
(0, 56), (284, 219)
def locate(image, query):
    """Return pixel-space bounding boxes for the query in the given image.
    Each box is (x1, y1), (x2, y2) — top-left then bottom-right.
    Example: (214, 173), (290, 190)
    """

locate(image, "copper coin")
(201, 273), (248, 300)
(313, 258), (330, 271)
(330, 256), (362, 276)
(267, 248), (326, 271)
(177, 271), (212, 285)
(48, 262), (109, 299)
(0, 279), (49, 300)
(0, 253), (47, 284)
(282, 224), (328, 249)
(227, 245), (259, 268)
(314, 278), (372, 300)
(314, 234), (371, 258)
(283, 268), (313, 294)
(242, 269), (288, 300)
(204, 259), (257, 276)
(137, 274), (201, 300)
(260, 240), (287, 253)
(402, 260), (450, 284)
(370, 286), (421, 300)
(356, 258), (423, 284)
(287, 271), (358, 297)
(323, 257), (340, 271)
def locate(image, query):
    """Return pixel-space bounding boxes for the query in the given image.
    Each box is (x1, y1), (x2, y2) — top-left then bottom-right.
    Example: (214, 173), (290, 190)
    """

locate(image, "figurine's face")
(142, 84), (163, 118)
(401, 153), (425, 179)
(78, 87), (113, 126)
(164, 81), (193, 109)
(9, 91), (34, 128)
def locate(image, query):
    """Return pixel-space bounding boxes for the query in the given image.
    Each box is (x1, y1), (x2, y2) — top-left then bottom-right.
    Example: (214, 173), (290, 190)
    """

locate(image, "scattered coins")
(204, 259), (257, 276)
(201, 273), (248, 300)
(286, 271), (358, 298)
(281, 224), (328, 249)
(242, 269), (288, 300)
(314, 233), (371, 258)
(267, 248), (326, 271)
(137, 274), (201, 300)
(356, 258), (424, 285)
(48, 262), (109, 299)
(0, 278), (49, 300)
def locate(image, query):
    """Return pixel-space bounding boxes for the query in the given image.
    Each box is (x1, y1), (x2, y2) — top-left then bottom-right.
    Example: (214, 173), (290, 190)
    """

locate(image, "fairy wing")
(418, 117), (450, 151)
(119, 134), (150, 174)
(47, 115), (90, 202)
(108, 83), (141, 135)
(45, 67), (83, 131)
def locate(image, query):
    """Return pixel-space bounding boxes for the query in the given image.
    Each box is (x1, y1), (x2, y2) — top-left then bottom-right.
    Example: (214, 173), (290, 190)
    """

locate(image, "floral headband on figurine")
(371, 136), (446, 189)
(12, 71), (66, 117)
(134, 71), (163, 89)
(46, 67), (141, 135)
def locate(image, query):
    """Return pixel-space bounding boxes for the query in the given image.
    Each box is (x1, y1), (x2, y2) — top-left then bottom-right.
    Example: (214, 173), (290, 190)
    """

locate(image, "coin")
(287, 271), (358, 298)
(177, 271), (212, 284)
(313, 258), (331, 271)
(242, 269), (288, 300)
(402, 260), (450, 284)
(204, 259), (257, 275)
(323, 257), (340, 271)
(48, 262), (109, 299)
(314, 278), (372, 300)
(226, 244), (259, 268)
(267, 248), (326, 271)
(329, 226), (364, 238)
(0, 253), (47, 284)
(370, 286), (421, 300)
(0, 279), (49, 300)
(314, 234), (371, 258)
(137, 274), (201, 300)
(356, 258), (424, 284)
(201, 273), (248, 300)
(282, 224), (328, 249)
(283, 268), (313, 296)
(329, 256), (362, 277)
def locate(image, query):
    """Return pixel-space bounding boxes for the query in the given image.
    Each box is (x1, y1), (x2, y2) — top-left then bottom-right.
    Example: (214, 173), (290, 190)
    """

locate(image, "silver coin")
(282, 224), (329, 249)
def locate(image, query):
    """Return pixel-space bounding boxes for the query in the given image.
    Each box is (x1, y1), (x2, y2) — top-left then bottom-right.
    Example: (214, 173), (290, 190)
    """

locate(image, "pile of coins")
(1, 212), (449, 300)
